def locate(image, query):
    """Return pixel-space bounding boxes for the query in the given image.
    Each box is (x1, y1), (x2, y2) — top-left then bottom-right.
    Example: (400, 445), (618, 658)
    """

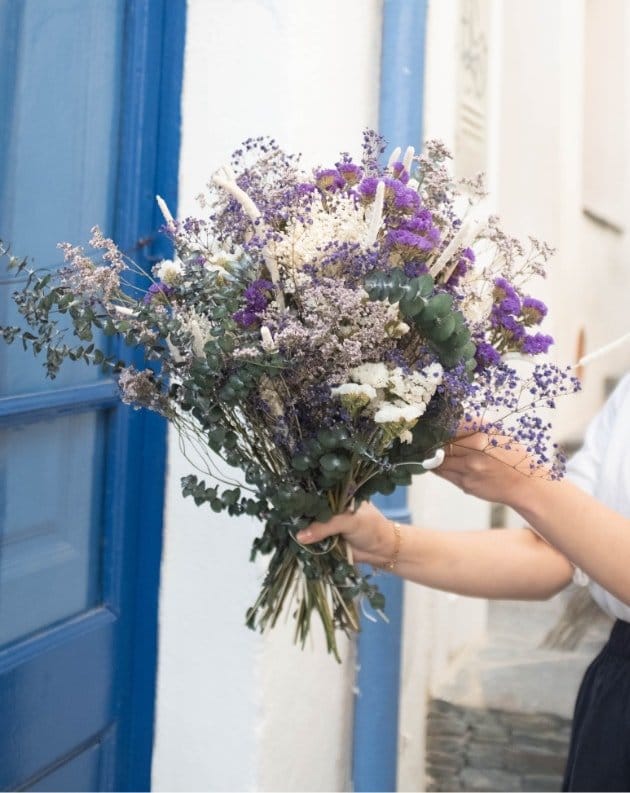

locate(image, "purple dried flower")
(493, 277), (521, 315)
(390, 161), (410, 184)
(336, 162), (363, 186)
(383, 178), (420, 213)
(233, 279), (275, 327)
(387, 228), (437, 254)
(521, 296), (548, 325)
(521, 333), (554, 355)
(357, 177), (380, 201)
(474, 341), (501, 369)
(144, 282), (174, 304)
(314, 168), (345, 192)
(403, 262), (429, 278)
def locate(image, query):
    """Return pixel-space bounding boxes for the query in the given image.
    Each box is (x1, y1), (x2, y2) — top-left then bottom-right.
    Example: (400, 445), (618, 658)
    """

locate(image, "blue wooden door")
(0, 1), (184, 790)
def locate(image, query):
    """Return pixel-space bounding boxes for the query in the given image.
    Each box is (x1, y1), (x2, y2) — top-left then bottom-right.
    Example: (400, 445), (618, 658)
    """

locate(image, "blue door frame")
(0, 2), (185, 790)
(352, 2), (429, 791)
(114, 2), (186, 787)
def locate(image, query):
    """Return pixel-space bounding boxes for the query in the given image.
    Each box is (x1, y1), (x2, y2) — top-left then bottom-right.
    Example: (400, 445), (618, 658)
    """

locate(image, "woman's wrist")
(506, 472), (555, 521)
(367, 512), (404, 568)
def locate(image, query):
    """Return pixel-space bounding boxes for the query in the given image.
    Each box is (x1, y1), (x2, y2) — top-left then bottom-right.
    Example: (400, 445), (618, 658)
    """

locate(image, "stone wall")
(426, 699), (571, 792)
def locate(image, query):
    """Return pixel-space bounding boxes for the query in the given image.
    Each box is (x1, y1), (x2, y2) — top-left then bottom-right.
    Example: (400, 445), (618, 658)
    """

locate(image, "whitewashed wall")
(152, 1), (382, 791)
(492, 0), (630, 434)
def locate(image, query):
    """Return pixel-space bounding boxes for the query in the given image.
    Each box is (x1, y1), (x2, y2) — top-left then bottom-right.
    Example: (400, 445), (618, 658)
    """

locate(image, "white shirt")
(564, 373), (630, 621)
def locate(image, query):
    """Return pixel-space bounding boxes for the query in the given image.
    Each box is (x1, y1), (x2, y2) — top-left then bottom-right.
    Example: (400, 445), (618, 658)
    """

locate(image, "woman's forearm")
(510, 477), (630, 605)
(379, 524), (573, 600)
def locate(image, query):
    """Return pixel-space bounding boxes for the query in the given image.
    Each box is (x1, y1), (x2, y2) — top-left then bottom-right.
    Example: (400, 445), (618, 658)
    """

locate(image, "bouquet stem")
(246, 531), (361, 662)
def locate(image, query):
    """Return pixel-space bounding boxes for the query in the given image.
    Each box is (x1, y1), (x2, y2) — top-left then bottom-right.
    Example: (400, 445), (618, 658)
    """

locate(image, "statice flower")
(521, 332), (554, 355)
(57, 240), (124, 303)
(144, 282), (174, 304)
(335, 161), (363, 186)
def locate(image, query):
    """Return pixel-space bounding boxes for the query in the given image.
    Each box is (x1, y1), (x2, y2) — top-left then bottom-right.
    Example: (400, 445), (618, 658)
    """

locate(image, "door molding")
(112, 1), (186, 788)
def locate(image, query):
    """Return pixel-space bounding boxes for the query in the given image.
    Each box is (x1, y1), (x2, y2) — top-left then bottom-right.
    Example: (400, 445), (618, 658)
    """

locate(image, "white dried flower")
(260, 326), (277, 352)
(350, 362), (390, 388)
(268, 194), (371, 272)
(374, 402), (425, 424)
(179, 309), (212, 358)
(331, 382), (377, 414)
(154, 257), (183, 284)
(259, 374), (284, 418)
(331, 382), (377, 400)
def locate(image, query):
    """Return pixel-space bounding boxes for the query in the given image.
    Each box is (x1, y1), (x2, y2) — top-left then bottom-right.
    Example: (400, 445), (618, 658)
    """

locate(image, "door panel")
(27, 737), (110, 793)
(0, 0), (121, 397)
(0, 609), (115, 790)
(0, 0), (182, 789)
(0, 410), (106, 646)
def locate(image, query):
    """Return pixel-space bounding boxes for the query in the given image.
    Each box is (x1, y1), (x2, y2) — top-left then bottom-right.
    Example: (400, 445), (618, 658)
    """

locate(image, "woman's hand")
(296, 500), (395, 566)
(437, 428), (545, 508)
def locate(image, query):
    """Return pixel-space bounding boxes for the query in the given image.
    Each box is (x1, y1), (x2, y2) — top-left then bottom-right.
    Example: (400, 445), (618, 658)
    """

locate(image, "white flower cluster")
(178, 309), (213, 358)
(154, 257), (183, 284)
(332, 361), (444, 444)
(271, 194), (370, 271)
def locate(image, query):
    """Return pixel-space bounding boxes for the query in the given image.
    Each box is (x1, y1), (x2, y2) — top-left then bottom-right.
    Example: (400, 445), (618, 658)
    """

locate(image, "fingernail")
(296, 529), (312, 543)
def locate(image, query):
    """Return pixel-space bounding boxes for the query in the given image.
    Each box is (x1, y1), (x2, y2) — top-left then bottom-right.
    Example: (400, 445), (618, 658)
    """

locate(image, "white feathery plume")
(429, 215), (481, 279)
(212, 165), (285, 309)
(156, 195), (176, 229)
(212, 167), (261, 222)
(402, 146), (415, 173)
(366, 181), (385, 246)
(387, 146), (402, 167)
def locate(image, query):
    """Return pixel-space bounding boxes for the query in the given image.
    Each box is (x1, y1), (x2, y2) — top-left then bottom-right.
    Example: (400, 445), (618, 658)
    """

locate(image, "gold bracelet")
(382, 520), (402, 572)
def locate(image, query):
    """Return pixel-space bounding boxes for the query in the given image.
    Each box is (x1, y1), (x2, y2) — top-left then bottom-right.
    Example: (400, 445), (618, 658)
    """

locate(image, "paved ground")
(426, 589), (613, 791)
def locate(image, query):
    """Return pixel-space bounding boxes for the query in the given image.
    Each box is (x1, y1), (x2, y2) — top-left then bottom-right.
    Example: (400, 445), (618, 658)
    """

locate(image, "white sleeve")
(564, 374), (630, 495)
(564, 374), (630, 586)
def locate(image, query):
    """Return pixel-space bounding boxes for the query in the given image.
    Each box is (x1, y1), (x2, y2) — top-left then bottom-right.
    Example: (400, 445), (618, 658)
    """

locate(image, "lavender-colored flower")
(383, 178), (420, 213)
(143, 282), (174, 304)
(496, 313), (526, 341)
(493, 277), (521, 315)
(314, 168), (345, 192)
(399, 212), (441, 250)
(233, 278), (275, 327)
(474, 341), (501, 369)
(521, 332), (554, 355)
(387, 228), (436, 254)
(336, 162), (363, 186)
(357, 176), (380, 201)
(233, 308), (259, 328)
(390, 161), (410, 184)
(403, 262), (429, 278)
(521, 296), (548, 325)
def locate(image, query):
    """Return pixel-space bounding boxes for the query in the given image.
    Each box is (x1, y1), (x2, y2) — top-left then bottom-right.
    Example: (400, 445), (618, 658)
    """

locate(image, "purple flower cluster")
(233, 279), (275, 327)
(144, 282), (174, 304)
(449, 247), (476, 286)
(488, 278), (552, 357)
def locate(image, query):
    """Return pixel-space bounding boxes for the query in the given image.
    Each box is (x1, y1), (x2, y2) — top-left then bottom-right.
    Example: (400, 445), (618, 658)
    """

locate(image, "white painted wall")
(494, 0), (630, 435)
(152, 2), (382, 791)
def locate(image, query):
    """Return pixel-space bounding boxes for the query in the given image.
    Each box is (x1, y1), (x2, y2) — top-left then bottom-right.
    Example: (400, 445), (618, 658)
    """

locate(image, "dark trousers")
(563, 619), (630, 791)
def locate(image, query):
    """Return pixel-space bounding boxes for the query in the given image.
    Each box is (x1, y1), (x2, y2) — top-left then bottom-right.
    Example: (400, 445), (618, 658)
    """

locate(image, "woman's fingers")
(296, 513), (346, 544)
